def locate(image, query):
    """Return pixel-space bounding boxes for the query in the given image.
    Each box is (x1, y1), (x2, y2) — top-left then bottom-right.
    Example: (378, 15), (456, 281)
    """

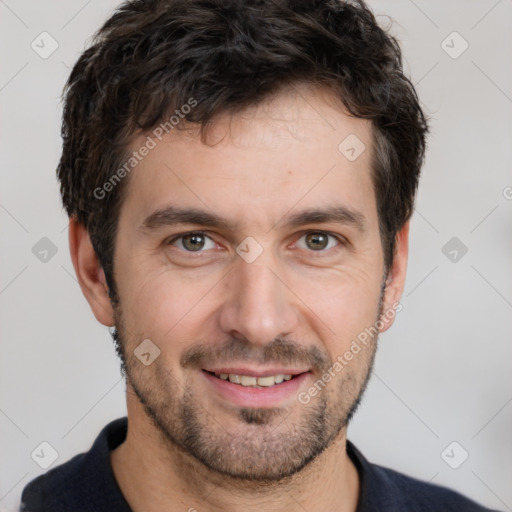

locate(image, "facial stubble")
(110, 285), (385, 483)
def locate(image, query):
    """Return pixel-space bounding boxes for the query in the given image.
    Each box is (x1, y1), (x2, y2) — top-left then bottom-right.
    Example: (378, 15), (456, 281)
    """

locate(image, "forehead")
(118, 85), (377, 233)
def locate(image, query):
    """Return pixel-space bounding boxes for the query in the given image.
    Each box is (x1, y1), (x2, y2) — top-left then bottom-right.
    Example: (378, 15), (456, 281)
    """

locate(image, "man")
(20, 0), (501, 510)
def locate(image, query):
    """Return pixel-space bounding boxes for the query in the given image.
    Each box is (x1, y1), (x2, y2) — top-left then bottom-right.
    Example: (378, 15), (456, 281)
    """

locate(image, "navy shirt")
(20, 417), (501, 511)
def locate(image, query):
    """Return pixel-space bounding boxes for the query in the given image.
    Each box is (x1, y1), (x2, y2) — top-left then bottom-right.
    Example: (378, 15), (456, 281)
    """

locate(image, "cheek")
(115, 236), (383, 361)
(117, 266), (220, 346)
(296, 267), (382, 350)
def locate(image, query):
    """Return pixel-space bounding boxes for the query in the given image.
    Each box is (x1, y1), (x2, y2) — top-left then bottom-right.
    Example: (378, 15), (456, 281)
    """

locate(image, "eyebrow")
(140, 205), (366, 233)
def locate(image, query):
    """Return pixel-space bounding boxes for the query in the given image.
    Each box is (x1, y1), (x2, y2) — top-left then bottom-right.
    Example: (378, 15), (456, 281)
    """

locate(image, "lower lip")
(201, 370), (310, 408)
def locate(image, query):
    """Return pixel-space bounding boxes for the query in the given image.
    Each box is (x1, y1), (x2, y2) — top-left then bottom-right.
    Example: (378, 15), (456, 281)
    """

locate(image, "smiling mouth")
(203, 370), (306, 388)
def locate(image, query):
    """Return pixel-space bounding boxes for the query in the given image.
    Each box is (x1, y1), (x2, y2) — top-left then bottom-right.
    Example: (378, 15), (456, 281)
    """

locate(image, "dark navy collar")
(21, 416), (499, 512)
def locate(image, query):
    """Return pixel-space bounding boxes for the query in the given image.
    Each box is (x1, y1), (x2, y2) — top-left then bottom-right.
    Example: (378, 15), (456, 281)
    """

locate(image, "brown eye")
(170, 232), (216, 252)
(305, 232), (329, 251)
(182, 233), (206, 251)
(295, 231), (341, 253)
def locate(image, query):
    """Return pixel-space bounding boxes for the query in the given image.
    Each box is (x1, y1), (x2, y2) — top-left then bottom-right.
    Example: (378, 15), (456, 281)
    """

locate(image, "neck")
(111, 393), (360, 512)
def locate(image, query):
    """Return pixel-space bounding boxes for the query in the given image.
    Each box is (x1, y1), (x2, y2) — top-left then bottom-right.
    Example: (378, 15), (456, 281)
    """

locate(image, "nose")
(218, 253), (300, 346)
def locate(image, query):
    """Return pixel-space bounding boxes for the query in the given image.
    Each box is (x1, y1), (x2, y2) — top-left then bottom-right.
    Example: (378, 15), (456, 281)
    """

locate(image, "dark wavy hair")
(58, 0), (428, 304)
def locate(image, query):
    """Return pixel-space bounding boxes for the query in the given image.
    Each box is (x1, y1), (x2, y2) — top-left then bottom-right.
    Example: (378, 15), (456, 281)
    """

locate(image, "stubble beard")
(111, 298), (382, 483)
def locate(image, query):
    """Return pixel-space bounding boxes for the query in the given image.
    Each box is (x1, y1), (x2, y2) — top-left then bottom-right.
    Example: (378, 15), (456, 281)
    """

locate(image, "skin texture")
(69, 84), (409, 512)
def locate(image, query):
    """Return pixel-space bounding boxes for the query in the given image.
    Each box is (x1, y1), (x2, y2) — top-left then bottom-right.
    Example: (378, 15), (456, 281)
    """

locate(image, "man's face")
(111, 85), (393, 481)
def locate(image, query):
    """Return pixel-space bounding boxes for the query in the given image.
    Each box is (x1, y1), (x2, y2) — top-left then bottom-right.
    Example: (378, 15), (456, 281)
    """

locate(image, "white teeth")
(256, 375), (276, 387)
(240, 375), (257, 386)
(214, 372), (294, 387)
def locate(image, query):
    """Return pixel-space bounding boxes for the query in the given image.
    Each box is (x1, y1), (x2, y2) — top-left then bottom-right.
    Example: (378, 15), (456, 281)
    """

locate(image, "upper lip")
(202, 366), (310, 377)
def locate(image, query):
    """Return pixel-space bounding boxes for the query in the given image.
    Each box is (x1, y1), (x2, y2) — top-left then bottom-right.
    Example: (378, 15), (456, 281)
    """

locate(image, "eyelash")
(166, 230), (346, 256)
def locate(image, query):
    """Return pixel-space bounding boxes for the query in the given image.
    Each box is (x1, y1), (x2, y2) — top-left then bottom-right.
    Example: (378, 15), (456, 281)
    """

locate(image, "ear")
(68, 217), (115, 326)
(378, 221), (409, 333)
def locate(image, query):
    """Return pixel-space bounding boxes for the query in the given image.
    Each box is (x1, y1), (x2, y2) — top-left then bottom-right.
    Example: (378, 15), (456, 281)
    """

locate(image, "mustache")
(180, 335), (331, 373)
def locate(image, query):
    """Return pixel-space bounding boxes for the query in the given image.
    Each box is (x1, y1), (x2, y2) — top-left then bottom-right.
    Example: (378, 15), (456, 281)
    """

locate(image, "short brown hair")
(58, 0), (428, 303)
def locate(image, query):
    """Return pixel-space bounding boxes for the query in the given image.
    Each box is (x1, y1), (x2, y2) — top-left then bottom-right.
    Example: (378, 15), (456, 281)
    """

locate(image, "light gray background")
(1, 1), (511, 511)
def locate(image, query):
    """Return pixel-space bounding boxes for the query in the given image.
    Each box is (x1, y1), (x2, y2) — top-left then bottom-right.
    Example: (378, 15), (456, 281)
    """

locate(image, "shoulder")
(21, 451), (90, 510)
(371, 464), (499, 511)
(20, 417), (130, 512)
(347, 441), (502, 512)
